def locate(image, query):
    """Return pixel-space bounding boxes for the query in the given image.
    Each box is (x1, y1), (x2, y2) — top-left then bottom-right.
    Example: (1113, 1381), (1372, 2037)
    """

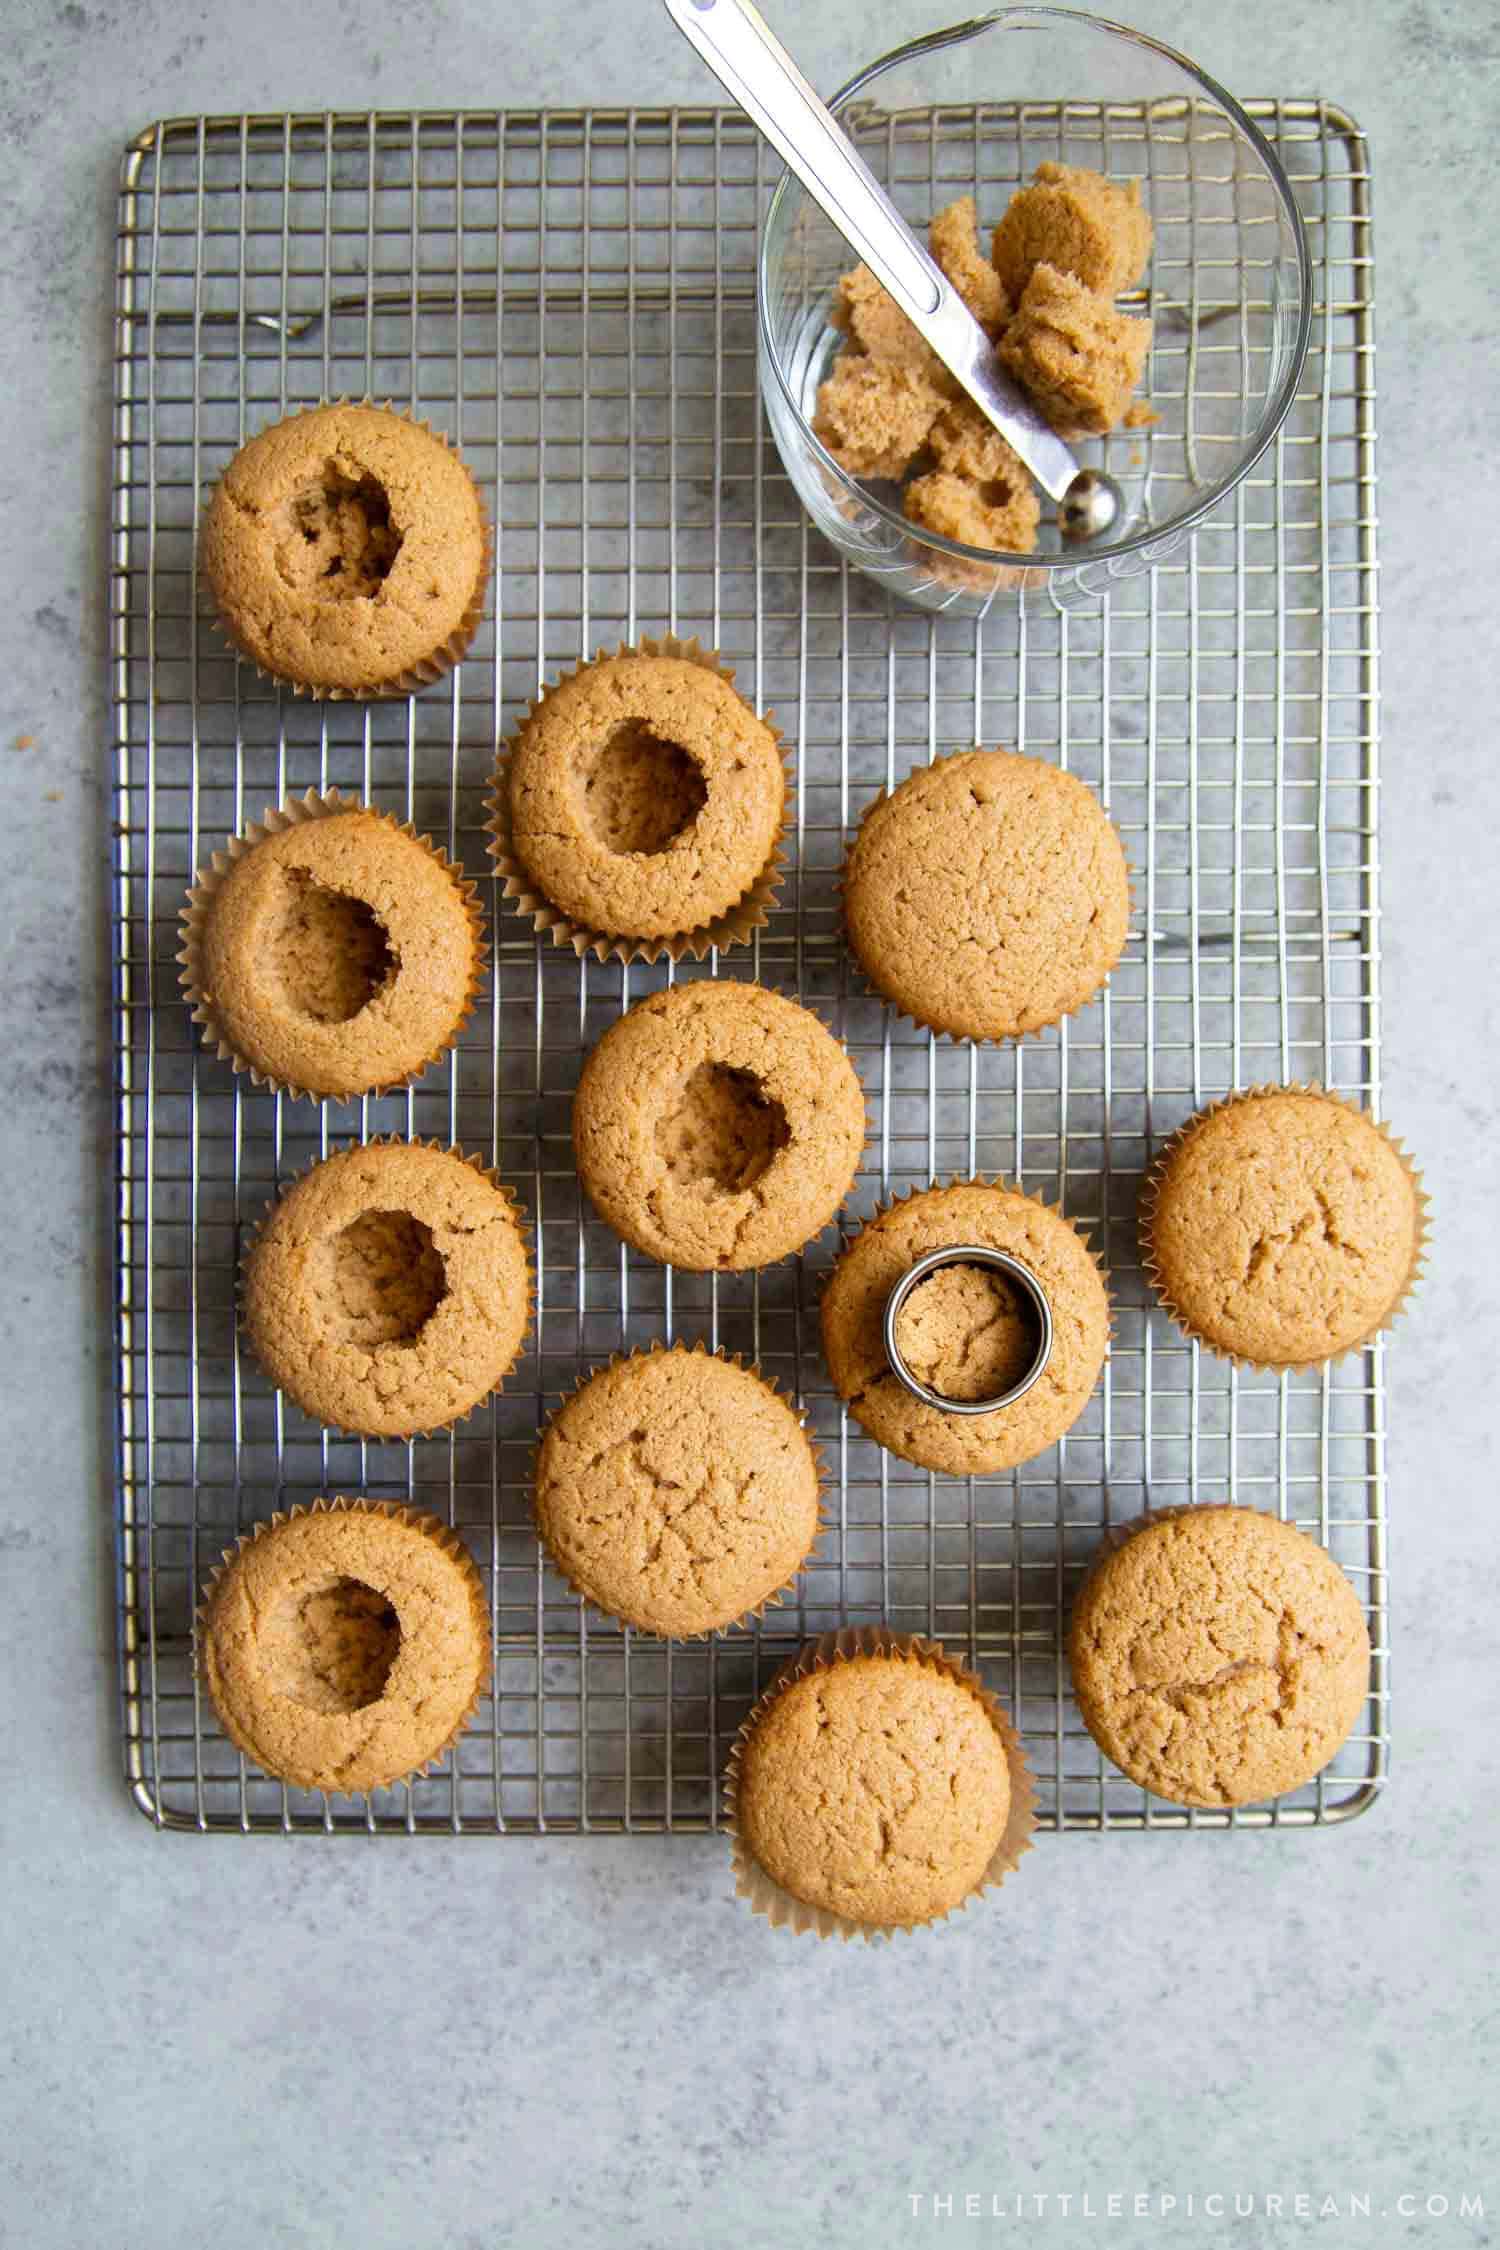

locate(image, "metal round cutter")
(881, 1244), (1054, 1418)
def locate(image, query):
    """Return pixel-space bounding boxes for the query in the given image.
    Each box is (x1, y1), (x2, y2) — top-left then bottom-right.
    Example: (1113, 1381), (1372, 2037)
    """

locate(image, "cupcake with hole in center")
(201, 401), (490, 698)
(488, 638), (789, 964)
(198, 1498), (491, 1796)
(572, 979), (867, 1272)
(179, 790), (485, 1100)
(241, 1138), (531, 1438)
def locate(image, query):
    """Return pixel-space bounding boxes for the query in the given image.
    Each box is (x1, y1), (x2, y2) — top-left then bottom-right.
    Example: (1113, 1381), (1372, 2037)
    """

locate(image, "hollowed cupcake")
(488, 638), (789, 963)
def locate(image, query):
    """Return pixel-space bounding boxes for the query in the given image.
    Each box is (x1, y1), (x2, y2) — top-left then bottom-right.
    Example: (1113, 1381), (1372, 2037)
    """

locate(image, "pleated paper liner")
(1138, 1083), (1430, 1372)
(836, 752), (1135, 1047)
(202, 399), (492, 701)
(485, 633), (792, 966)
(178, 786), (489, 1101)
(196, 1498), (492, 1800)
(530, 1340), (830, 1640)
(238, 1136), (535, 1441)
(725, 1626), (1036, 1941)
(822, 1175), (1113, 1476)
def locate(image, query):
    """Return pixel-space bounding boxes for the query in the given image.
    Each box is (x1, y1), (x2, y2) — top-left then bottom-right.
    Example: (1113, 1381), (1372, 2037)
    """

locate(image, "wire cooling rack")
(111, 102), (1383, 1834)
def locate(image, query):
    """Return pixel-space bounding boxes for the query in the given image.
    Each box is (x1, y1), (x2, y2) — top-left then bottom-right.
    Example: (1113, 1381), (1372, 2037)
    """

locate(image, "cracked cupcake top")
(573, 980), (867, 1272)
(1068, 1506), (1371, 1808)
(842, 749), (1130, 1043)
(201, 403), (488, 696)
(533, 1347), (822, 1636)
(1143, 1088), (1422, 1367)
(734, 1651), (1013, 1928)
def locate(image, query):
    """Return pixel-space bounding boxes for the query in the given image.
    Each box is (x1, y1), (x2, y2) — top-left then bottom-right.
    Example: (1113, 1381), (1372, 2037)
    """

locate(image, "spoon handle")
(663, 0), (1080, 501)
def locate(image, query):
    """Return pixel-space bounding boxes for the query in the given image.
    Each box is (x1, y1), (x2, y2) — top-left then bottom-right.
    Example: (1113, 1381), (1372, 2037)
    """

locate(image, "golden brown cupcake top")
(534, 1347), (821, 1636)
(1143, 1089), (1422, 1368)
(242, 1140), (530, 1438)
(735, 1651), (1012, 1928)
(502, 651), (786, 944)
(201, 402), (488, 696)
(1068, 1507), (1372, 1808)
(843, 748), (1130, 1042)
(821, 1180), (1108, 1476)
(184, 801), (482, 1099)
(199, 1501), (490, 1796)
(573, 980), (867, 1272)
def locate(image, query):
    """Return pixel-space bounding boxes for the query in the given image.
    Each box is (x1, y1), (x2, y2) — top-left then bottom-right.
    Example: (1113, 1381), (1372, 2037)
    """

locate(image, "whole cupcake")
(200, 402), (489, 698)
(533, 1345), (822, 1636)
(573, 979), (867, 1271)
(821, 1179), (1109, 1475)
(242, 1139), (531, 1438)
(728, 1629), (1034, 1937)
(198, 1499), (490, 1796)
(1141, 1085), (1426, 1368)
(842, 749), (1130, 1042)
(489, 638), (788, 963)
(179, 790), (485, 1100)
(1069, 1506), (1371, 1808)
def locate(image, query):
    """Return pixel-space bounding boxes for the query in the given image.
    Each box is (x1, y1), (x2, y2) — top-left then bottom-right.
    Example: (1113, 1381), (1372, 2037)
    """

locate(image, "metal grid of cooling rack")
(111, 101), (1383, 1835)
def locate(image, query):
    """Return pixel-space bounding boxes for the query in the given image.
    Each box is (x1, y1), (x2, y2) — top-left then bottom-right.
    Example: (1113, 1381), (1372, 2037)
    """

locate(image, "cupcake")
(179, 790), (485, 1100)
(842, 749), (1130, 1043)
(727, 1628), (1035, 1937)
(533, 1344), (822, 1636)
(242, 1139), (531, 1438)
(198, 1499), (490, 1796)
(1068, 1506), (1372, 1808)
(1141, 1086), (1427, 1368)
(573, 980), (867, 1272)
(821, 1179), (1109, 1476)
(488, 638), (788, 964)
(200, 402), (490, 698)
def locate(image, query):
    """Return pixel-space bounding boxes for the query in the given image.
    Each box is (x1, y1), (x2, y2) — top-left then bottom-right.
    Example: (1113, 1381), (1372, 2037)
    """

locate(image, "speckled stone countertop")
(1, 2), (1496, 2244)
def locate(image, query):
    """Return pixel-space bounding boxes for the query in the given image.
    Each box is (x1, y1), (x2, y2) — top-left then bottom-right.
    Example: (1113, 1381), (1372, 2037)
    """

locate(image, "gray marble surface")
(1, 1), (1496, 2244)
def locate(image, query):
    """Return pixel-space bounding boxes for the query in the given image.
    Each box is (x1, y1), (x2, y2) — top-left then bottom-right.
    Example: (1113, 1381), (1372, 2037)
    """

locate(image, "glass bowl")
(756, 5), (1311, 612)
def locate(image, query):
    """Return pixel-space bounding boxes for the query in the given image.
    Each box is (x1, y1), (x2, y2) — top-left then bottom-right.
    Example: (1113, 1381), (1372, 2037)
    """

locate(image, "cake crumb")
(998, 263), (1150, 436)
(929, 194), (1011, 334)
(813, 353), (944, 481)
(991, 159), (1152, 299)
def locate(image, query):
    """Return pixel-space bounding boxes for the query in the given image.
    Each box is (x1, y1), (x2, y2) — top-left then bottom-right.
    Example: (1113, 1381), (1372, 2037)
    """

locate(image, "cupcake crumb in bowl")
(757, 6), (1310, 612)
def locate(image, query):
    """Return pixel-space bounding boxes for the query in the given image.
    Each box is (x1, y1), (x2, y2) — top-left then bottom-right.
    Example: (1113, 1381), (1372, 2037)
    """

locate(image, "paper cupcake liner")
(530, 1339), (830, 1640)
(485, 634), (792, 966)
(836, 762), (1136, 1048)
(177, 786), (489, 1102)
(238, 1135), (535, 1440)
(195, 1496), (492, 1798)
(825, 1174), (1114, 1460)
(724, 1625), (1036, 1941)
(1138, 1083), (1430, 1372)
(204, 398), (492, 701)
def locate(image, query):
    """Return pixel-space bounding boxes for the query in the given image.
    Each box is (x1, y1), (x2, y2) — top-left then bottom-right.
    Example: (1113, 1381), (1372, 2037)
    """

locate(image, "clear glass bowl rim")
(755, 3), (1315, 571)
